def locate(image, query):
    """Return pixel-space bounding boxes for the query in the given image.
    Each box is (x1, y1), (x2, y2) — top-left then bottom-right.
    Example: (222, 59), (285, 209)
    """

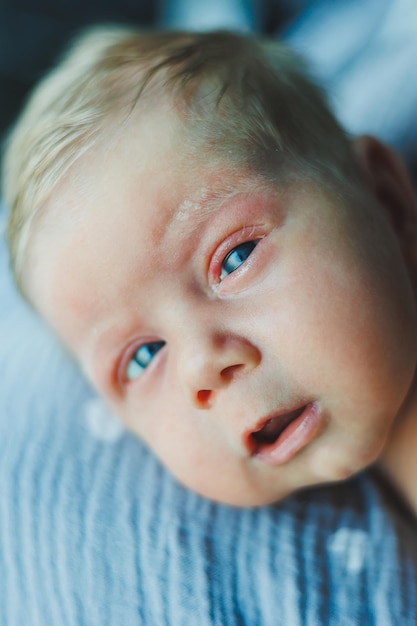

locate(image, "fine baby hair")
(3, 25), (357, 296)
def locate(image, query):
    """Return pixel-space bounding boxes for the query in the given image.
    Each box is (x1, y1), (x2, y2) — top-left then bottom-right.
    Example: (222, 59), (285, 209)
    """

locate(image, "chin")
(192, 483), (288, 508)
(312, 440), (387, 485)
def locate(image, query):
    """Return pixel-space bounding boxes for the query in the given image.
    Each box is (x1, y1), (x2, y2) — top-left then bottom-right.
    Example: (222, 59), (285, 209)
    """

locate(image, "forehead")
(28, 103), (263, 342)
(37, 100), (251, 240)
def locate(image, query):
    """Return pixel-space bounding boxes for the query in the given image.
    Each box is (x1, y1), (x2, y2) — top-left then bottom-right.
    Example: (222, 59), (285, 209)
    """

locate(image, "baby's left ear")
(353, 135), (417, 258)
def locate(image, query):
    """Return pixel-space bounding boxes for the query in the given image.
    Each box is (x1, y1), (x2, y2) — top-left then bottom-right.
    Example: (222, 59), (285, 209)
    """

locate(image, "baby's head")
(3, 27), (417, 506)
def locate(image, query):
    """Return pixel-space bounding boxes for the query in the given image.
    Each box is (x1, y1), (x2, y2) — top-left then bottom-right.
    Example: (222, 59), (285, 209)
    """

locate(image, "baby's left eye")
(220, 240), (258, 281)
(125, 341), (165, 381)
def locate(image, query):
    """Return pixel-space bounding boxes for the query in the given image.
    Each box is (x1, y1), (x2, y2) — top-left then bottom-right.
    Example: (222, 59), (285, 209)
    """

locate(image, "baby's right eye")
(125, 341), (165, 381)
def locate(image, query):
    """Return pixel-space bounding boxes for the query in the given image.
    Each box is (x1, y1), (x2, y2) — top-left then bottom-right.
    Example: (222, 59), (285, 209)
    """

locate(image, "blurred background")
(1, 0), (416, 179)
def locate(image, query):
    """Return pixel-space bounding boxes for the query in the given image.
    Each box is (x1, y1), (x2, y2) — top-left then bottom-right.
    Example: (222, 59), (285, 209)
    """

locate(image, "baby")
(3, 26), (417, 509)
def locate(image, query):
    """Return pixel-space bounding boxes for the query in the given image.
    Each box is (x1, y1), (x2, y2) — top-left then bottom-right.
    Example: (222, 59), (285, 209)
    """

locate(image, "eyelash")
(121, 340), (166, 383)
(210, 227), (264, 288)
(219, 240), (259, 281)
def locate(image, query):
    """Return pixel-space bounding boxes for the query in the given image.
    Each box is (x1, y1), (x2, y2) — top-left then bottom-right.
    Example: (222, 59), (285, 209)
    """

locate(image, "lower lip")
(254, 402), (323, 466)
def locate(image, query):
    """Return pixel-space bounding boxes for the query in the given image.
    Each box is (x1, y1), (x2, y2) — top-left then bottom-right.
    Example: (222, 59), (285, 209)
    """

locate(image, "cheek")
(121, 397), (212, 478)
(272, 233), (416, 403)
(122, 403), (261, 505)
(150, 427), (234, 500)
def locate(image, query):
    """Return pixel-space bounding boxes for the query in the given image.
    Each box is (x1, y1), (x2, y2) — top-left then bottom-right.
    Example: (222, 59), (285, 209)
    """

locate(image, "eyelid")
(208, 225), (267, 288)
(117, 338), (164, 388)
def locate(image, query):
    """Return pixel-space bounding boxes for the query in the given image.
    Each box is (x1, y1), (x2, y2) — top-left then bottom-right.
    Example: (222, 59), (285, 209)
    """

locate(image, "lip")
(244, 402), (323, 466)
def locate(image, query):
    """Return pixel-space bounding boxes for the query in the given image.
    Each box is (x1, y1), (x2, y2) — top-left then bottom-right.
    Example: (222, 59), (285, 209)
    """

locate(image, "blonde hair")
(2, 26), (357, 293)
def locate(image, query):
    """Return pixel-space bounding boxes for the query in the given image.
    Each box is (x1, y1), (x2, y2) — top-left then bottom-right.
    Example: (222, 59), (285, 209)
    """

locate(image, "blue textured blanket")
(1, 207), (417, 625)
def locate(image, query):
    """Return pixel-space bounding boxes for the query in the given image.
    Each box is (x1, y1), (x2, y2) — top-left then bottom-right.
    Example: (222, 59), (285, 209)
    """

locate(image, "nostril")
(221, 363), (244, 382)
(196, 389), (211, 406)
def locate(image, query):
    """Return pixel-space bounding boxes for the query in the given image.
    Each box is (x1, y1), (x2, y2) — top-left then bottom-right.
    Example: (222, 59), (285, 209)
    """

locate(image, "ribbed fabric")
(2, 203), (417, 626)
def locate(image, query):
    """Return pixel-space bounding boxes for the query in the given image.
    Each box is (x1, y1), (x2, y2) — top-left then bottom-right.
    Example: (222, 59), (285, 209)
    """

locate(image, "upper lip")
(243, 404), (307, 455)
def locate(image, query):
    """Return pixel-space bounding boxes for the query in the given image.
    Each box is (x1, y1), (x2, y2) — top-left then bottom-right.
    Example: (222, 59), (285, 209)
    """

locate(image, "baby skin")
(28, 102), (417, 508)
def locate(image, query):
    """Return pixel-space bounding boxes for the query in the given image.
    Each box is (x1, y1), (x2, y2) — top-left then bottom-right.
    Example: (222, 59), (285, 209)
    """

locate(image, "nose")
(180, 333), (261, 409)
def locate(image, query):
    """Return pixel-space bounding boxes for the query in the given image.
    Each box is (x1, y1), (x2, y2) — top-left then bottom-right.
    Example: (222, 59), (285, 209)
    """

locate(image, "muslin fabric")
(1, 206), (417, 625)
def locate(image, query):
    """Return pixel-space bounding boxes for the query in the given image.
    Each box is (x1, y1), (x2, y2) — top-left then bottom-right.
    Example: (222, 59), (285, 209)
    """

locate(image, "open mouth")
(246, 406), (307, 455)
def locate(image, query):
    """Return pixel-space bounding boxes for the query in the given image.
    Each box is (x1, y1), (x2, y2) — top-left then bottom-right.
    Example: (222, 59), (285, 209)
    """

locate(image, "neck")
(378, 371), (417, 514)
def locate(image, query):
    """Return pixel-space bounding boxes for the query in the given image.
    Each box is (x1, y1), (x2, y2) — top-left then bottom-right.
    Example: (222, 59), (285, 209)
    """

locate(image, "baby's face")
(30, 109), (417, 505)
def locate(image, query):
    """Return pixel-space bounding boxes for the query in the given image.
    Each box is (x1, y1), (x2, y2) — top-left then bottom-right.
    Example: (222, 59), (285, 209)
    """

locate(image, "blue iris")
(126, 341), (165, 381)
(220, 241), (257, 281)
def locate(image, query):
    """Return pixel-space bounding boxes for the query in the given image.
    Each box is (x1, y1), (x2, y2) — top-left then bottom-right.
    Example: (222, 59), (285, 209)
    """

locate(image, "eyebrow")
(172, 177), (264, 237)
